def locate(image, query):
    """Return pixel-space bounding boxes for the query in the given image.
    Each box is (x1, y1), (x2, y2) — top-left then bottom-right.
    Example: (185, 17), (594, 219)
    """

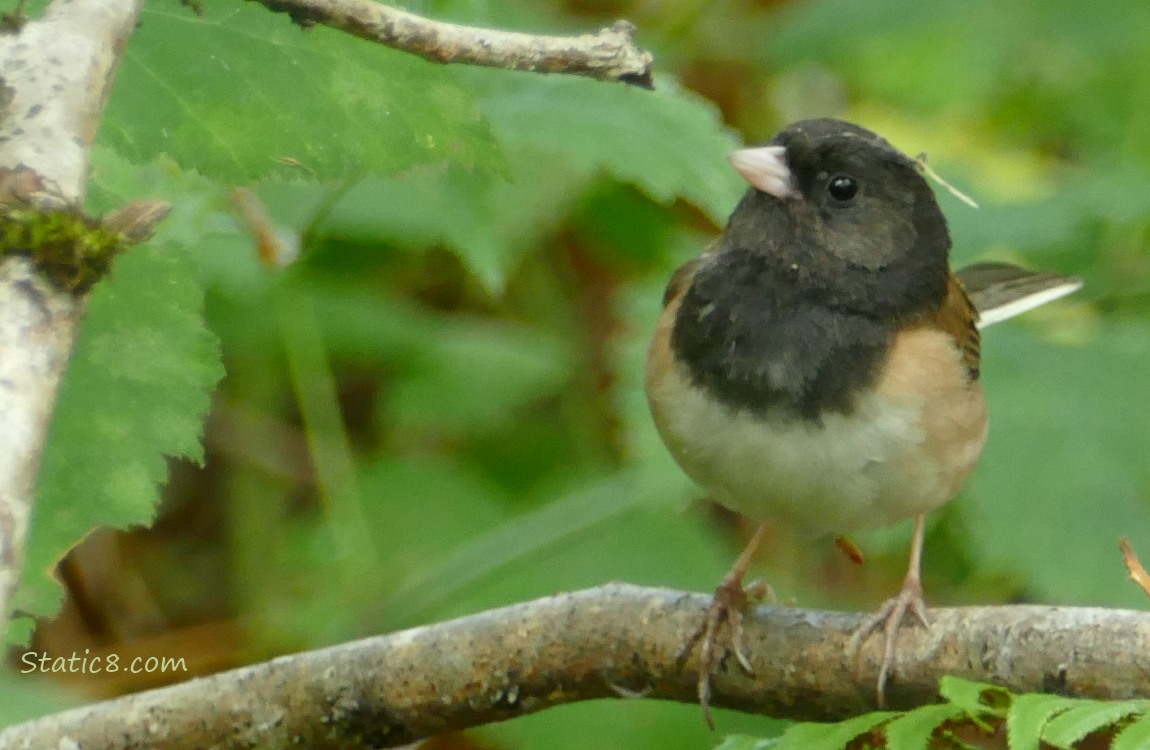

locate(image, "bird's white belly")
(656, 377), (936, 531)
(646, 328), (988, 533)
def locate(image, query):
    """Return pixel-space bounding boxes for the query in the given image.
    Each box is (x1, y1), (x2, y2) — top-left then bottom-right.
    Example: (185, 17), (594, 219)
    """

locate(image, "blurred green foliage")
(721, 676), (1150, 749)
(5, 0), (1150, 745)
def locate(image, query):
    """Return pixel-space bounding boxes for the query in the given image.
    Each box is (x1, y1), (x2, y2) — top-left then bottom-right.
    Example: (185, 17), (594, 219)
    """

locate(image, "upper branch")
(3, 584), (1149, 749)
(254, 0), (655, 87)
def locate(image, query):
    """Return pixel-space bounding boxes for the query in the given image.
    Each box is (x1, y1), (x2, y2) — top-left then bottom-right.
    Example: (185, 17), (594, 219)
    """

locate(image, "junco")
(645, 118), (1081, 722)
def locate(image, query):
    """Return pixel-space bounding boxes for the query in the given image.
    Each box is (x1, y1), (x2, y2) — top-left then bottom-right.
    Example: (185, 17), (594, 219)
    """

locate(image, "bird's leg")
(848, 513), (931, 706)
(680, 522), (770, 728)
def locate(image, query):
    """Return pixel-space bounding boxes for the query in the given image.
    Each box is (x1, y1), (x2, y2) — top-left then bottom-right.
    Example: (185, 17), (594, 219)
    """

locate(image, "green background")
(4, 0), (1149, 746)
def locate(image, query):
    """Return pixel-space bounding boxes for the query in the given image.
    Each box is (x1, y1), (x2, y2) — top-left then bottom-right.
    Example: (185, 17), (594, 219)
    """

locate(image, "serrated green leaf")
(1007, 693), (1080, 750)
(768, 711), (896, 750)
(10, 245), (223, 638)
(323, 149), (592, 292)
(101, 3), (502, 181)
(1114, 711), (1150, 750)
(1041, 700), (1148, 749)
(324, 72), (744, 290)
(939, 675), (1012, 719)
(85, 147), (269, 301)
(461, 70), (745, 224)
(883, 703), (965, 750)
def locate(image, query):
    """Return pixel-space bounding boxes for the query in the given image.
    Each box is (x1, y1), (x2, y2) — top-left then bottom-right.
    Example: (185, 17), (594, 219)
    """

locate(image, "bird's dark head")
(722, 118), (951, 316)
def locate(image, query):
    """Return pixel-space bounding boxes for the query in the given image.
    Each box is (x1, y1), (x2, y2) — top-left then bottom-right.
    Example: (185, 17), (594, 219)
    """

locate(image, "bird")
(644, 118), (1082, 724)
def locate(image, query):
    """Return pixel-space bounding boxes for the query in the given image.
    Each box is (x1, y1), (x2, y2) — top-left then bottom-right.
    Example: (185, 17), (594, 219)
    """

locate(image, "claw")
(849, 577), (929, 705)
(849, 513), (931, 706)
(680, 523), (770, 728)
(687, 574), (756, 728)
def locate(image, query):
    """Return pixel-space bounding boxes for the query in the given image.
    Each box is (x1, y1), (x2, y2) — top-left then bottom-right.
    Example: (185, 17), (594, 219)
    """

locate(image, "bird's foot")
(679, 575), (769, 728)
(848, 575), (930, 706)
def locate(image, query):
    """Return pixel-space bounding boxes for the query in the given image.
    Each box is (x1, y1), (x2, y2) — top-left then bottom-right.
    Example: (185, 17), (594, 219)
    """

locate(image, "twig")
(231, 188), (300, 267)
(3, 584), (1150, 749)
(0, 0), (146, 629)
(915, 152), (979, 208)
(253, 0), (654, 87)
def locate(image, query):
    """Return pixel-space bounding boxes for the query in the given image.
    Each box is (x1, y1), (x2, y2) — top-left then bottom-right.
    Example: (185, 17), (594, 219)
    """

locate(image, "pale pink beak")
(728, 146), (795, 200)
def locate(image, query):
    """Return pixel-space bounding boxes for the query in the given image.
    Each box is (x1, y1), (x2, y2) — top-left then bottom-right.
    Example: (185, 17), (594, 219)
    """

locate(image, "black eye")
(827, 175), (858, 201)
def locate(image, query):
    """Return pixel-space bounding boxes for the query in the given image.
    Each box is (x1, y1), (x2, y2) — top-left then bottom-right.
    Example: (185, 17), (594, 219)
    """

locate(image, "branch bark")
(3, 584), (1149, 749)
(0, 0), (145, 627)
(254, 0), (655, 87)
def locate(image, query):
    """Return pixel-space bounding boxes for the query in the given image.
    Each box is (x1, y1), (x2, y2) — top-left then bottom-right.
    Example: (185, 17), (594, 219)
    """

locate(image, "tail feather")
(956, 262), (1083, 328)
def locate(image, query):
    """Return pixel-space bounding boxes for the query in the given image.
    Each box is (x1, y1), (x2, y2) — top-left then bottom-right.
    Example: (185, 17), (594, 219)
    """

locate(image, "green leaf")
(939, 675), (1012, 719)
(1115, 711), (1150, 750)
(1007, 693), (1080, 750)
(101, 3), (502, 181)
(1041, 701), (1148, 749)
(323, 150), (593, 291)
(11, 245), (223, 638)
(83, 147), (267, 301)
(882, 703), (965, 750)
(461, 70), (745, 224)
(768, 711), (896, 750)
(324, 72), (744, 290)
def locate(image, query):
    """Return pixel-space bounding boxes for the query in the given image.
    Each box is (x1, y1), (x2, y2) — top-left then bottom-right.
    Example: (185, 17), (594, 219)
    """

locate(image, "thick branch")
(0, 0), (145, 626)
(254, 0), (655, 87)
(3, 584), (1149, 749)
(0, 258), (84, 625)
